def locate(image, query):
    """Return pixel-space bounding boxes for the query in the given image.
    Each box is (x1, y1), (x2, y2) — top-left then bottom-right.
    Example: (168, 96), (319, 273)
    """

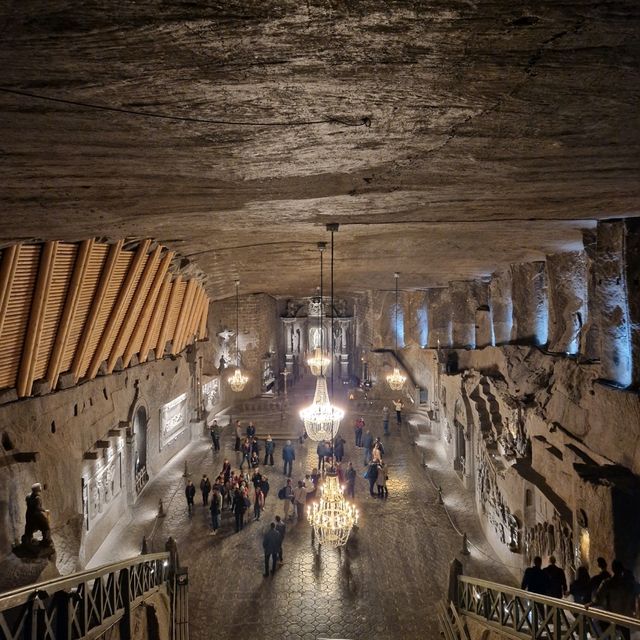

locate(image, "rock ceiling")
(0, 1), (638, 299)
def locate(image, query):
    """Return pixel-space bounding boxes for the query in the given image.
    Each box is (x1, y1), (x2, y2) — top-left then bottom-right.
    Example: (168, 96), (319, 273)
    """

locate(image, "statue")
(218, 355), (226, 374)
(14, 483), (54, 558)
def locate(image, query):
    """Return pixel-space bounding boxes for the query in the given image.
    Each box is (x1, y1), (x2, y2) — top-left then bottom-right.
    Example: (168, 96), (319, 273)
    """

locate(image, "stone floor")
(90, 383), (516, 640)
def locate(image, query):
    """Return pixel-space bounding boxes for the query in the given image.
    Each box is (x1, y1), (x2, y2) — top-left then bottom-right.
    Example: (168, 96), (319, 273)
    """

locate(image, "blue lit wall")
(393, 302), (405, 348)
(417, 305), (428, 348)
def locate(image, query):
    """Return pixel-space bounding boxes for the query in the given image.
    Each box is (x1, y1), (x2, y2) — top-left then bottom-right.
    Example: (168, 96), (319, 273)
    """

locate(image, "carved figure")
(22, 483), (52, 547)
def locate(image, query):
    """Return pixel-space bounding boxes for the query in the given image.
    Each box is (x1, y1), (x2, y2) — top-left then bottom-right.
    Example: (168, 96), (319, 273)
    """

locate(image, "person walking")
(354, 417), (364, 447)
(382, 406), (390, 435)
(232, 488), (248, 532)
(210, 419), (222, 451)
(377, 461), (388, 498)
(590, 560), (637, 640)
(393, 398), (403, 426)
(240, 438), (251, 470)
(200, 474), (211, 506)
(293, 480), (311, 520)
(589, 557), (612, 598)
(569, 566), (592, 604)
(234, 420), (242, 451)
(185, 480), (196, 514)
(254, 486), (265, 521)
(317, 441), (327, 472)
(209, 488), (222, 535)
(334, 436), (345, 463)
(282, 478), (294, 520)
(366, 460), (379, 497)
(544, 556), (568, 598)
(263, 522), (282, 576)
(275, 515), (286, 564)
(264, 435), (275, 466)
(282, 440), (296, 478)
(521, 556), (549, 595)
(363, 429), (374, 466)
(261, 475), (270, 505)
(345, 462), (356, 499)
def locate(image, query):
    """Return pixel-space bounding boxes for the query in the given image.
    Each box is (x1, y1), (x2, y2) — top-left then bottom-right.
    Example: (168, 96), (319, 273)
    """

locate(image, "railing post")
(120, 566), (132, 640)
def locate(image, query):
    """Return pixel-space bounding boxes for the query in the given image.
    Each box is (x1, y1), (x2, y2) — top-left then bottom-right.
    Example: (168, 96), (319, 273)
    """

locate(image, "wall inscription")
(160, 392), (188, 449)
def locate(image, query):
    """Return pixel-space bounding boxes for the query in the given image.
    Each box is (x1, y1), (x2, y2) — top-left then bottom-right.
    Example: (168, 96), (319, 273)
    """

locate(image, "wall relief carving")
(160, 392), (188, 449)
(84, 450), (123, 530)
(524, 513), (575, 572)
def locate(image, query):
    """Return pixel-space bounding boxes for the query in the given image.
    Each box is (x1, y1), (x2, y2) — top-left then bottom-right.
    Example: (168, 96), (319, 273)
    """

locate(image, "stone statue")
(218, 355), (226, 374)
(21, 483), (53, 548)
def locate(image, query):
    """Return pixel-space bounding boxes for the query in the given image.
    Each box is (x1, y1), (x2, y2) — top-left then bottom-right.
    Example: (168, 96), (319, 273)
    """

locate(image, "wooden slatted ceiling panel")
(146, 278), (172, 357)
(78, 251), (132, 378)
(0, 245), (40, 389)
(33, 243), (77, 381)
(59, 243), (109, 374)
(165, 280), (185, 345)
(102, 253), (150, 369)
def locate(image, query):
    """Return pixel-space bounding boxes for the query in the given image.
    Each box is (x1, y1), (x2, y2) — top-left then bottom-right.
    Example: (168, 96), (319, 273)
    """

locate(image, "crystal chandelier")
(306, 243), (330, 376)
(309, 471), (358, 547)
(300, 375), (344, 441)
(228, 280), (248, 392)
(387, 272), (406, 391)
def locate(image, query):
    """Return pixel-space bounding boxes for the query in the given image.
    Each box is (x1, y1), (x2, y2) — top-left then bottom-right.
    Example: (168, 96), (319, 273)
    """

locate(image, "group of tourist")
(354, 420), (390, 498)
(521, 555), (638, 637)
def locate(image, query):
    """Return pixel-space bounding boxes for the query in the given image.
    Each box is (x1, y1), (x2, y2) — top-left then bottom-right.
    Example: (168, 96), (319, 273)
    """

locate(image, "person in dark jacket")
(363, 430), (374, 465)
(282, 440), (296, 478)
(274, 515), (286, 563)
(246, 422), (256, 439)
(261, 476), (270, 505)
(200, 474), (211, 506)
(209, 489), (222, 535)
(185, 480), (196, 514)
(264, 436), (276, 466)
(570, 566), (592, 604)
(589, 557), (611, 599)
(590, 560), (637, 640)
(334, 437), (345, 463)
(263, 522), (282, 576)
(366, 461), (378, 497)
(521, 556), (549, 595)
(345, 463), (357, 499)
(232, 488), (248, 533)
(544, 556), (567, 598)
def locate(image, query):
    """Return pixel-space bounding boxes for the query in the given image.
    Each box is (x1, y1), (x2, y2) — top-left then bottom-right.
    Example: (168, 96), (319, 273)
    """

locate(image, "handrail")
(458, 575), (640, 638)
(0, 552), (169, 611)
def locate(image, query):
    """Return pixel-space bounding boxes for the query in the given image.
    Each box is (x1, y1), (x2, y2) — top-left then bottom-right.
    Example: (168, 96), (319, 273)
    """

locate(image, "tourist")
(590, 557), (611, 598)
(263, 522), (281, 577)
(354, 416), (364, 447)
(344, 462), (356, 499)
(251, 468), (263, 491)
(246, 421), (256, 439)
(234, 420), (242, 451)
(185, 480), (196, 514)
(393, 398), (403, 426)
(254, 485), (265, 521)
(282, 478), (294, 520)
(377, 461), (388, 498)
(334, 436), (345, 462)
(569, 566), (592, 604)
(363, 429), (374, 465)
(200, 474), (211, 506)
(275, 515), (286, 563)
(309, 469), (320, 499)
(382, 406), (390, 435)
(210, 419), (222, 451)
(282, 440), (296, 478)
(317, 440), (326, 471)
(264, 435), (275, 466)
(336, 462), (344, 485)
(366, 460), (378, 497)
(232, 488), (248, 532)
(544, 556), (567, 598)
(293, 480), (311, 520)
(240, 438), (251, 470)
(250, 450), (260, 468)
(220, 458), (232, 483)
(521, 556), (549, 595)
(209, 488), (222, 535)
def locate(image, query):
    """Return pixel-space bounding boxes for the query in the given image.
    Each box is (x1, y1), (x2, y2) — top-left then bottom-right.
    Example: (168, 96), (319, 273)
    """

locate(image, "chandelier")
(309, 471), (358, 547)
(228, 280), (248, 392)
(306, 243), (330, 376)
(387, 272), (406, 391)
(300, 375), (344, 441)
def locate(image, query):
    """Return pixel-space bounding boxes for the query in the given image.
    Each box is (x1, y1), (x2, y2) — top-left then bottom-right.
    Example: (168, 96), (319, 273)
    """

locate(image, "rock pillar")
(473, 282), (492, 348)
(489, 270), (512, 345)
(405, 291), (428, 348)
(427, 288), (452, 348)
(579, 230), (600, 361)
(546, 251), (588, 354)
(595, 220), (631, 386)
(510, 262), (548, 346)
(450, 281), (476, 348)
(624, 219), (640, 387)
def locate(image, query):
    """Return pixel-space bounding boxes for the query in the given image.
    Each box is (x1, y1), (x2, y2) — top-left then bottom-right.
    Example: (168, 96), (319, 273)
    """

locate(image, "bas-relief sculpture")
(160, 392), (188, 448)
(87, 451), (123, 526)
(524, 515), (575, 572)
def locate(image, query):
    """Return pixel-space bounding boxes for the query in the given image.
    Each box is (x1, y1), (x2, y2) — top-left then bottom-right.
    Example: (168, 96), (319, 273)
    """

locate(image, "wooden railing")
(0, 552), (171, 640)
(458, 575), (640, 639)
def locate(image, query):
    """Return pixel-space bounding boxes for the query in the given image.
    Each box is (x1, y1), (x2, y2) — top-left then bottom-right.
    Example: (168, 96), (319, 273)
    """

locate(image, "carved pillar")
(490, 270), (512, 345)
(450, 281), (476, 348)
(282, 318), (295, 373)
(625, 218), (640, 388)
(427, 288), (452, 348)
(596, 220), (631, 386)
(337, 318), (351, 379)
(579, 230), (600, 361)
(510, 262), (548, 346)
(546, 251), (588, 354)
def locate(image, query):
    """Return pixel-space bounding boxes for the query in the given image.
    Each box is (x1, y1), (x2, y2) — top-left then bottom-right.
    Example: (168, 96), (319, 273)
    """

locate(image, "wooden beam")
(47, 239), (94, 390)
(105, 242), (158, 373)
(72, 240), (123, 383)
(122, 249), (173, 367)
(178, 284), (198, 353)
(139, 274), (171, 363)
(17, 241), (58, 397)
(198, 295), (209, 339)
(0, 244), (21, 345)
(186, 287), (204, 349)
(172, 278), (196, 355)
(156, 276), (181, 358)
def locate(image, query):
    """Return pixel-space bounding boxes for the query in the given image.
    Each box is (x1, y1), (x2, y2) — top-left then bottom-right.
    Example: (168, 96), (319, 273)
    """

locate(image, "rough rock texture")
(546, 251), (587, 354)
(579, 230), (600, 361)
(510, 262), (548, 345)
(427, 288), (452, 348)
(489, 271), (513, 346)
(450, 281), (477, 349)
(624, 218), (640, 387)
(0, 1), (637, 299)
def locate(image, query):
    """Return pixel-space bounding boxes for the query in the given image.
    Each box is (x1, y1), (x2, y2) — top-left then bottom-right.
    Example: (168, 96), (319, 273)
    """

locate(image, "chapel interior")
(0, 1), (639, 639)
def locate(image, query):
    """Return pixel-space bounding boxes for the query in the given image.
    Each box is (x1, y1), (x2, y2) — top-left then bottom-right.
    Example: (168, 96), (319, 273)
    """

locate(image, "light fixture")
(308, 473), (359, 547)
(228, 280), (248, 393)
(387, 272), (406, 391)
(306, 242), (330, 376)
(307, 223), (357, 548)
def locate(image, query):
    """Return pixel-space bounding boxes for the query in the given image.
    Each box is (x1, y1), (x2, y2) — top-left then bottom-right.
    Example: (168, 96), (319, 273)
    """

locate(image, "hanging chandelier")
(300, 375), (344, 440)
(387, 272), (407, 391)
(309, 471), (358, 547)
(228, 280), (248, 393)
(306, 243), (330, 376)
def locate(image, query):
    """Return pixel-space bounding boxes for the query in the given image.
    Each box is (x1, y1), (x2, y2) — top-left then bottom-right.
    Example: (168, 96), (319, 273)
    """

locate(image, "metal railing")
(0, 552), (170, 640)
(458, 575), (640, 639)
